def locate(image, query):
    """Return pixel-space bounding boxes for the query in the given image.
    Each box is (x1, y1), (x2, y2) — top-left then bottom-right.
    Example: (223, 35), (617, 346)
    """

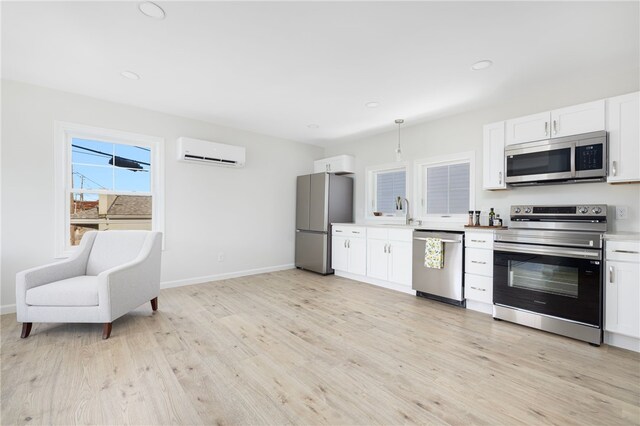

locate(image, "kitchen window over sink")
(415, 152), (475, 221)
(365, 163), (409, 219)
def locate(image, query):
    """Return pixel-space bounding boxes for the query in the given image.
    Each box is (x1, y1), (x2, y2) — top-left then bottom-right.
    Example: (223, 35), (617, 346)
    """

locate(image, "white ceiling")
(2, 1), (638, 146)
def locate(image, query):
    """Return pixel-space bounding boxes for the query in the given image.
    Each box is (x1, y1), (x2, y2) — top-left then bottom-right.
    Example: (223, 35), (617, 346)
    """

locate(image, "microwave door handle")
(570, 144), (576, 178)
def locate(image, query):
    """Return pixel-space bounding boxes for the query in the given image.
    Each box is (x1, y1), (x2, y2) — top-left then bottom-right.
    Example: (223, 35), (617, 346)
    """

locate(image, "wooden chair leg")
(150, 297), (158, 311)
(20, 322), (32, 339)
(102, 322), (112, 340)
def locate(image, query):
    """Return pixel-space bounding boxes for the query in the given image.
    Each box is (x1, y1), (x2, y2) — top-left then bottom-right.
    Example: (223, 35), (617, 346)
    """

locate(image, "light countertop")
(604, 232), (640, 241)
(332, 222), (503, 232)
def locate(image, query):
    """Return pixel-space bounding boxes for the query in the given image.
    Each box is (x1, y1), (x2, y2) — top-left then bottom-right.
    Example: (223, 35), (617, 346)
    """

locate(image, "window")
(365, 163), (409, 219)
(55, 122), (164, 257)
(416, 152), (475, 220)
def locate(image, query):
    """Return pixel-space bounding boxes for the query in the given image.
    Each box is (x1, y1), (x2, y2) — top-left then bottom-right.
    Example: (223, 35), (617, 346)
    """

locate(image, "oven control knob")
(592, 206), (602, 214)
(578, 206), (589, 214)
(513, 207), (521, 214)
(524, 207), (532, 214)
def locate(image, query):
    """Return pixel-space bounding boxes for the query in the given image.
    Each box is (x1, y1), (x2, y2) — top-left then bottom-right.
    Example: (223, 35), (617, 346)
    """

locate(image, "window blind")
(376, 170), (406, 214)
(425, 162), (469, 215)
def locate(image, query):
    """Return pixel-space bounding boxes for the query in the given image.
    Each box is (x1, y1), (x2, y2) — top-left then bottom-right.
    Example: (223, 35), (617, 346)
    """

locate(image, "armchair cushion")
(26, 276), (99, 307)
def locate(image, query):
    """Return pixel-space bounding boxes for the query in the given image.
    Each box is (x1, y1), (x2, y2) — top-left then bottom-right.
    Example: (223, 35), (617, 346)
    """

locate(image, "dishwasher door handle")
(414, 237), (461, 244)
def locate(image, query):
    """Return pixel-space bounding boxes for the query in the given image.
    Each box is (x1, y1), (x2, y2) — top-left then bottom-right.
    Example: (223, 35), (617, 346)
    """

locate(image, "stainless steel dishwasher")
(412, 230), (465, 306)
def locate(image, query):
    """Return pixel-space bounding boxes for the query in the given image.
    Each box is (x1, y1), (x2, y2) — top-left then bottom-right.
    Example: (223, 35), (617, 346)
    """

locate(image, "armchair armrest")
(97, 232), (162, 320)
(15, 231), (97, 321)
(17, 257), (87, 292)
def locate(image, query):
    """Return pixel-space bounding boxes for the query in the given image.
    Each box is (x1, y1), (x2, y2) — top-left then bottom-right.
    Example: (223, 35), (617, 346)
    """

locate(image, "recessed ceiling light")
(120, 70), (140, 80)
(307, 124), (319, 129)
(138, 2), (165, 19)
(471, 60), (493, 71)
(366, 102), (380, 108)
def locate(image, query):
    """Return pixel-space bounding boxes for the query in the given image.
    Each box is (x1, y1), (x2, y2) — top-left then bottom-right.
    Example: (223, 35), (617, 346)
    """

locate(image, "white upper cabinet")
(482, 121), (506, 190)
(313, 155), (355, 174)
(607, 92), (640, 183)
(505, 111), (551, 145)
(551, 100), (605, 138)
(505, 99), (606, 146)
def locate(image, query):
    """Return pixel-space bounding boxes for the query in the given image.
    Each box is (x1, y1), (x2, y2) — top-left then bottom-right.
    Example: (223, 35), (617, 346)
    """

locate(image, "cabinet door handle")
(344, 240), (347, 248)
(545, 121), (549, 135)
(352, 231), (360, 234)
(553, 119), (558, 135)
(470, 286), (486, 292)
(498, 171), (502, 185)
(471, 240), (486, 243)
(609, 266), (614, 283)
(347, 240), (350, 248)
(612, 160), (617, 176)
(471, 260), (487, 264)
(336, 230), (343, 233)
(612, 250), (639, 254)
(388, 244), (392, 254)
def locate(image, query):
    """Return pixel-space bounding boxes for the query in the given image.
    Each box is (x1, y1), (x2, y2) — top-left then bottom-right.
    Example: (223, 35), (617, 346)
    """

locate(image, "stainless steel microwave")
(505, 131), (607, 186)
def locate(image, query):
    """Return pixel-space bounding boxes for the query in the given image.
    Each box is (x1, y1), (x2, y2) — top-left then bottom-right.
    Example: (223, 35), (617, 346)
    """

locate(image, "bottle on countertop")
(489, 208), (495, 226)
(468, 211), (474, 227)
(474, 210), (481, 226)
(494, 214), (502, 227)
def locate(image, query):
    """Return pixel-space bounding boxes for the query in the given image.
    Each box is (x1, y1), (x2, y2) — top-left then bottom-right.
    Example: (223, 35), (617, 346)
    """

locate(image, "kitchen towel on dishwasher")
(424, 238), (444, 269)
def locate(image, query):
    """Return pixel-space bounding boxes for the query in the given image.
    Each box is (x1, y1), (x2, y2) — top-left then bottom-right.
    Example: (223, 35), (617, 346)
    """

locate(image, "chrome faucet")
(401, 198), (412, 225)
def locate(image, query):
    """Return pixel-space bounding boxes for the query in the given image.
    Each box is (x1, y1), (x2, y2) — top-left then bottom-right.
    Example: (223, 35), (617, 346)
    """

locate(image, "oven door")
(493, 242), (602, 326)
(505, 140), (574, 184)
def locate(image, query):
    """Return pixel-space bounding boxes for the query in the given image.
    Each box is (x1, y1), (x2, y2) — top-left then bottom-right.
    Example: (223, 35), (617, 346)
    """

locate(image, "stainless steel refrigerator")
(295, 173), (353, 274)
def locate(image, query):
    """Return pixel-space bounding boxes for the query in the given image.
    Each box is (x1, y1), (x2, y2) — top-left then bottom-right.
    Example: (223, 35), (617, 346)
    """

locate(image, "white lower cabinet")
(464, 231), (495, 314)
(366, 236), (412, 287)
(331, 226), (366, 276)
(604, 239), (640, 352)
(388, 240), (412, 286)
(332, 225), (413, 294)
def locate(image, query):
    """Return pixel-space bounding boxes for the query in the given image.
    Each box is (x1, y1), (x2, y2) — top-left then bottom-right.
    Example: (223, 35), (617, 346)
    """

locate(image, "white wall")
(1, 80), (323, 311)
(325, 69), (640, 232)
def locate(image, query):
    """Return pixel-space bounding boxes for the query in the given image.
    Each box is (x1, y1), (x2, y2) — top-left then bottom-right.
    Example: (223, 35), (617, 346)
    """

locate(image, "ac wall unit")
(177, 137), (245, 167)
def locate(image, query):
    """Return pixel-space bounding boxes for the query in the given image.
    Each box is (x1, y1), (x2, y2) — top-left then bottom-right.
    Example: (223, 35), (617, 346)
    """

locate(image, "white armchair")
(16, 230), (162, 339)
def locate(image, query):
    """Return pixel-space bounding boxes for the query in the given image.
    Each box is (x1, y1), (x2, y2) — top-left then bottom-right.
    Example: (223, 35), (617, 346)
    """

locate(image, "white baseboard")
(0, 264), (295, 317)
(1, 304), (16, 315)
(335, 270), (415, 295)
(466, 300), (493, 315)
(604, 331), (640, 352)
(160, 263), (295, 290)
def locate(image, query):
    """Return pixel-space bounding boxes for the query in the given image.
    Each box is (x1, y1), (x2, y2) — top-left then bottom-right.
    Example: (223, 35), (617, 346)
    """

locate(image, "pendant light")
(395, 119), (404, 162)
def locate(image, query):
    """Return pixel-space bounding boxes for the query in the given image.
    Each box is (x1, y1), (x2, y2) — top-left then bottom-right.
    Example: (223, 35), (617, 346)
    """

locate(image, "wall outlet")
(217, 252), (225, 262)
(616, 206), (628, 220)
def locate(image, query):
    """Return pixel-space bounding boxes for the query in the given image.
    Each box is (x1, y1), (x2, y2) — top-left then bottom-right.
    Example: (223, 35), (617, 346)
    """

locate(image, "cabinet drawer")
(367, 227), (388, 240)
(465, 248), (493, 277)
(465, 232), (494, 249)
(606, 240), (640, 262)
(333, 226), (366, 238)
(465, 274), (493, 304)
(388, 228), (412, 242)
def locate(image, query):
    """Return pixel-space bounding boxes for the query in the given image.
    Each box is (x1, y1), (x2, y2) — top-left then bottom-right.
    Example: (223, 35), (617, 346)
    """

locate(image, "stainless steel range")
(493, 204), (607, 345)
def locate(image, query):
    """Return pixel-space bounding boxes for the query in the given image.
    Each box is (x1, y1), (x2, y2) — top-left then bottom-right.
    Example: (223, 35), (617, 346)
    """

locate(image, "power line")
(72, 144), (150, 167)
(72, 171), (107, 190)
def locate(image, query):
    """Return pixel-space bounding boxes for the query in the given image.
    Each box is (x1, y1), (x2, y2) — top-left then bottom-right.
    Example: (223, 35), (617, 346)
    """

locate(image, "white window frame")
(54, 121), (165, 258)
(364, 161), (410, 222)
(414, 151), (475, 223)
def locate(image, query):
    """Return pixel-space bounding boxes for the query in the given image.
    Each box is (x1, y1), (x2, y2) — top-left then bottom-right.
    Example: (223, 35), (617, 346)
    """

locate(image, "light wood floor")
(1, 269), (639, 425)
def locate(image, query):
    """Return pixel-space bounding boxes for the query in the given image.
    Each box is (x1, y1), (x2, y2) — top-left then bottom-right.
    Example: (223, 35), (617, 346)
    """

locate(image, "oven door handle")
(493, 242), (602, 260)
